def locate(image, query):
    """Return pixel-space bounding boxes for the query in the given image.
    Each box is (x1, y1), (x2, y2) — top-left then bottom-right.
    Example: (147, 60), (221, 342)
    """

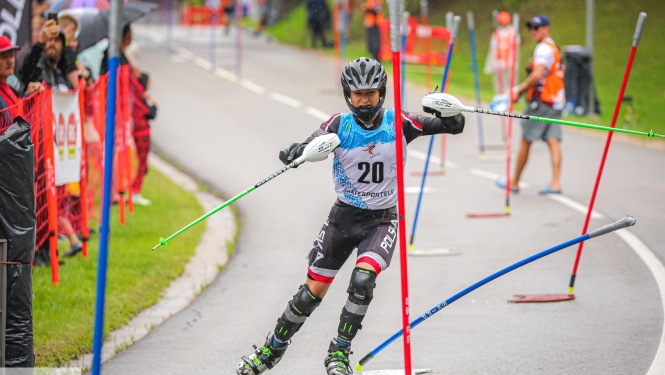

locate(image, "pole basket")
(509, 294), (575, 303)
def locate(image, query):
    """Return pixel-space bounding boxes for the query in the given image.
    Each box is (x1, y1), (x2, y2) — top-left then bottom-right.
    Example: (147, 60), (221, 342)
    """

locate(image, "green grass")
(261, 0), (665, 136)
(33, 169), (205, 366)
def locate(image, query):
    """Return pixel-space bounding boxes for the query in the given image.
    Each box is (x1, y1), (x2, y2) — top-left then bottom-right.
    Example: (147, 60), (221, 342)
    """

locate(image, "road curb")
(66, 153), (236, 371)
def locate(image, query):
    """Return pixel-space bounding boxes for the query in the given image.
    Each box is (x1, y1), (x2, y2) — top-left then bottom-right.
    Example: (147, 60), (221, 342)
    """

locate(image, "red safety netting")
(0, 88), (60, 284)
(379, 17), (451, 65)
(0, 67), (147, 286)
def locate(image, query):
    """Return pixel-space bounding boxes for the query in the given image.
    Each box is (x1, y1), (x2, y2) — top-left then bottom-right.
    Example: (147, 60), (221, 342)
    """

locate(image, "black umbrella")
(77, 1), (157, 52)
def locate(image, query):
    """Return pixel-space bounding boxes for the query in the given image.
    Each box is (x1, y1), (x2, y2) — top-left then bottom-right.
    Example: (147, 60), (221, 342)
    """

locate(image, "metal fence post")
(0, 239), (6, 368)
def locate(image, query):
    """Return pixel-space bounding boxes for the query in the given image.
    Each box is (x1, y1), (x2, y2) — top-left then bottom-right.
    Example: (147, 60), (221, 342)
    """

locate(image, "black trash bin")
(564, 45), (601, 116)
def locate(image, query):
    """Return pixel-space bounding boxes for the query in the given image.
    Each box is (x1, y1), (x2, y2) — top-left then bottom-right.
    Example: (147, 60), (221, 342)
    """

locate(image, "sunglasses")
(529, 25), (541, 31)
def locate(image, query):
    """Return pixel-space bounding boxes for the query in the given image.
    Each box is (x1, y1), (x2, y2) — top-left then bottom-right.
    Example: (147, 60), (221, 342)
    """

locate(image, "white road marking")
(194, 57), (211, 70)
(305, 106), (331, 121)
(176, 47), (193, 59)
(404, 187), (435, 194)
(269, 92), (302, 108)
(215, 68), (237, 82)
(407, 149), (458, 169)
(547, 195), (605, 219)
(615, 229), (665, 375)
(169, 55), (186, 64)
(469, 168), (529, 189)
(239, 80), (267, 95)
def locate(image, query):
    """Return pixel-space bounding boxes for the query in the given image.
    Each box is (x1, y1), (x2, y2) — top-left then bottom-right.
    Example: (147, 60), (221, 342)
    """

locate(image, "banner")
(53, 89), (83, 186)
(0, 0), (32, 69)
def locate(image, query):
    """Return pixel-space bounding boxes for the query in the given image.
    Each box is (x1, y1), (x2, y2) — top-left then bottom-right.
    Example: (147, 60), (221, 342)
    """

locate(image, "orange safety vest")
(493, 26), (514, 68)
(364, 0), (383, 28)
(527, 40), (565, 109)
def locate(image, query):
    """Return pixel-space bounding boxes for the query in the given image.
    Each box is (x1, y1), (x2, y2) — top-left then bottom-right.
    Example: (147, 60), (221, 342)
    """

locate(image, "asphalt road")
(102, 26), (665, 374)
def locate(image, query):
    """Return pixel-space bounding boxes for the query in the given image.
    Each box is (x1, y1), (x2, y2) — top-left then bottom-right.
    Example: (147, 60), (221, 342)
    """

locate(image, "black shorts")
(306, 200), (398, 283)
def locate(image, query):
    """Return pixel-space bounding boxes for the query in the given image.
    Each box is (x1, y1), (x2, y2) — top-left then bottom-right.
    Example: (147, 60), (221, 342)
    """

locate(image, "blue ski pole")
(408, 15), (460, 251)
(467, 11), (485, 158)
(356, 216), (636, 371)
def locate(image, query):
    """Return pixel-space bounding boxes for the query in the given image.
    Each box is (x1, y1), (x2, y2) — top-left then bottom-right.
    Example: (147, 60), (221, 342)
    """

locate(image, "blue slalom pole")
(408, 15), (460, 250)
(467, 11), (485, 158)
(356, 216), (637, 370)
(400, 12), (408, 110)
(92, 1), (122, 374)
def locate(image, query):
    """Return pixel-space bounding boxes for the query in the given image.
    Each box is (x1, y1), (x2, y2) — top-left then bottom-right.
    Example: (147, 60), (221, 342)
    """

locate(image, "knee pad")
(347, 267), (377, 305)
(338, 267), (377, 341)
(274, 284), (322, 341)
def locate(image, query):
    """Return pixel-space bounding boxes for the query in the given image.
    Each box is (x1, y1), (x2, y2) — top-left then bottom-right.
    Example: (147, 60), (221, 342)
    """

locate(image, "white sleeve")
(533, 43), (554, 68)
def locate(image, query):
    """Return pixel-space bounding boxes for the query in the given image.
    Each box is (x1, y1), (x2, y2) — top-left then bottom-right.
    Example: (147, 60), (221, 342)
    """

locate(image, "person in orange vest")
(359, 0), (383, 61)
(484, 11), (515, 95)
(497, 14), (565, 194)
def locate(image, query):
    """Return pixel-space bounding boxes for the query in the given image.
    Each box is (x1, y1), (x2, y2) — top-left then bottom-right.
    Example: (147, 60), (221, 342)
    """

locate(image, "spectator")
(497, 14), (565, 194)
(484, 11), (515, 96)
(0, 36), (41, 122)
(18, 19), (77, 91)
(124, 42), (156, 206)
(359, 0), (382, 61)
(99, 24), (132, 76)
(58, 14), (79, 50)
(59, 14), (92, 87)
(222, 0), (236, 35)
(306, 0), (332, 48)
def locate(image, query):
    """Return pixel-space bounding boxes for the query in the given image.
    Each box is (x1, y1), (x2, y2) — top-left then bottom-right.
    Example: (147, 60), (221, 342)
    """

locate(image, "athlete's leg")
(512, 138), (531, 190)
(546, 138), (562, 190)
(325, 207), (398, 375)
(237, 201), (356, 375)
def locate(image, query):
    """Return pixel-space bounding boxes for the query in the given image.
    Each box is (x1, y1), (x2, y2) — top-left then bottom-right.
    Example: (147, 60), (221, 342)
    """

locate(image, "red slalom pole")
(504, 15), (518, 215)
(389, 0), (412, 372)
(568, 12), (647, 295)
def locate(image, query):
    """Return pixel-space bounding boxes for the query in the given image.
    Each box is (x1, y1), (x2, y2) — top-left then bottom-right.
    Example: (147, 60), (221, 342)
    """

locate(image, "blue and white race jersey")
(306, 108), (431, 210)
(331, 109), (404, 209)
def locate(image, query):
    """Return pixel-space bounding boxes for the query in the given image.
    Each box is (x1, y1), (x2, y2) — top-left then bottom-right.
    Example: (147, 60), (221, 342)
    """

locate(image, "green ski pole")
(421, 93), (665, 139)
(152, 133), (341, 250)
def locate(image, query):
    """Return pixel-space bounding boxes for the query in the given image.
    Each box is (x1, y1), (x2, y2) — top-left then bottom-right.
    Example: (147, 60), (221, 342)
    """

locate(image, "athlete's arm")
(401, 111), (465, 144)
(278, 114), (341, 166)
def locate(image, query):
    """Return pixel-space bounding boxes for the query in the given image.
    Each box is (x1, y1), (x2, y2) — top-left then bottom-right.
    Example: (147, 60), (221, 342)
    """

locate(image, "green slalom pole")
(152, 160), (301, 250)
(472, 108), (665, 139)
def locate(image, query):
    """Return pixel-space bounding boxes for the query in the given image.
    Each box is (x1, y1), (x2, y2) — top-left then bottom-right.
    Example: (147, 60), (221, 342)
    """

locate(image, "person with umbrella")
(18, 19), (78, 91)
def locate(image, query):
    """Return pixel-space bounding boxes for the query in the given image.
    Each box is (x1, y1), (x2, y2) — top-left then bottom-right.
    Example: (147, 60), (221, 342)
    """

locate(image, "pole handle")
(389, 0), (400, 52)
(420, 0), (428, 17)
(633, 12), (647, 47)
(402, 11), (409, 33)
(450, 15), (461, 40)
(466, 11), (474, 30)
(589, 216), (636, 238)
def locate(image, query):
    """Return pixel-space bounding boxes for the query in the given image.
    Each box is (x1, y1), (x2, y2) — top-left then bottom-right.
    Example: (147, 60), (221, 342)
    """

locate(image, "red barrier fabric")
(379, 17), (451, 66)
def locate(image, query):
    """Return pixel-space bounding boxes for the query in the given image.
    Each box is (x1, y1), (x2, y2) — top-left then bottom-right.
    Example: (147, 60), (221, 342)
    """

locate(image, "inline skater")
(236, 57), (465, 375)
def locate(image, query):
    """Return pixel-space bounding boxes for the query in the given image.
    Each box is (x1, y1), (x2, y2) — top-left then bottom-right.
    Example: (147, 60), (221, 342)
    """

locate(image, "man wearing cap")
(499, 14), (565, 195)
(0, 36), (42, 121)
(18, 19), (78, 91)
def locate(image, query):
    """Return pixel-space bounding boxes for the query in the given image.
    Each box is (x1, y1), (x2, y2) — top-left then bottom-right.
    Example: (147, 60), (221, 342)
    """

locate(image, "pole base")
(482, 144), (506, 150)
(508, 294), (575, 303)
(466, 212), (510, 218)
(410, 170), (445, 177)
(408, 248), (461, 257)
(358, 370), (432, 375)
